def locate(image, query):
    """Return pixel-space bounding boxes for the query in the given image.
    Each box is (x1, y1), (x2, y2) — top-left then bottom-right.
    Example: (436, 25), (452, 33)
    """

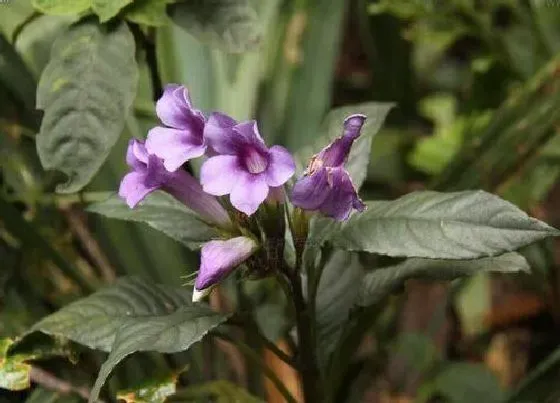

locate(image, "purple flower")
(119, 139), (231, 227)
(291, 114), (367, 221)
(200, 113), (295, 216)
(192, 236), (258, 302)
(145, 84), (206, 172)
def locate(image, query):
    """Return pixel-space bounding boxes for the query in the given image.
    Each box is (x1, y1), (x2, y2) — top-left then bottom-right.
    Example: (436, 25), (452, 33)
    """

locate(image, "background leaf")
(125, 0), (174, 27)
(357, 252), (530, 306)
(117, 372), (178, 403)
(0, 338), (31, 391)
(36, 19), (138, 193)
(87, 192), (220, 249)
(92, 0), (133, 22)
(170, 0), (261, 52)
(332, 190), (558, 259)
(32, 0), (90, 15)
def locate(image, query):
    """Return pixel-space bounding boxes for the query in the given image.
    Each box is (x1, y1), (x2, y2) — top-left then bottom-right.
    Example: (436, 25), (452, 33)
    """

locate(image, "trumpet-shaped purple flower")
(119, 139), (231, 227)
(200, 113), (295, 216)
(145, 84), (206, 172)
(192, 236), (258, 302)
(291, 114), (367, 221)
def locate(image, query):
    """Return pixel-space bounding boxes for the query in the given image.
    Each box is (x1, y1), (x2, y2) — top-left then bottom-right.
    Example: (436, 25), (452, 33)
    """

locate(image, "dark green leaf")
(89, 305), (227, 402)
(92, 0), (133, 22)
(358, 253), (529, 306)
(125, 0), (173, 27)
(29, 277), (193, 352)
(428, 363), (504, 403)
(87, 192), (219, 249)
(36, 19), (138, 193)
(170, 0), (261, 52)
(294, 102), (394, 190)
(332, 190), (559, 259)
(314, 250), (363, 367)
(32, 0), (90, 15)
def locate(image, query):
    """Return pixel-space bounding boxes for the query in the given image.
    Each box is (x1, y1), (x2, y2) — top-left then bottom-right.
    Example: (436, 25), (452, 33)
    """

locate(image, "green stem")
(212, 332), (297, 403)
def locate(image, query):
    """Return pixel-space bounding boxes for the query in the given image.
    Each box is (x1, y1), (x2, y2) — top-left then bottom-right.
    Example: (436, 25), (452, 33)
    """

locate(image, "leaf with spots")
(36, 19), (138, 193)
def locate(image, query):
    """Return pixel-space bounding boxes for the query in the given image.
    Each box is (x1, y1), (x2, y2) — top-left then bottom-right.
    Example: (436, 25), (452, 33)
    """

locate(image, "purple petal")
(200, 155), (243, 196)
(156, 84), (205, 131)
(118, 171), (158, 208)
(266, 145), (295, 186)
(126, 139), (149, 169)
(233, 121), (267, 151)
(164, 170), (231, 227)
(317, 114), (367, 167)
(194, 236), (258, 290)
(291, 167), (330, 210)
(203, 112), (238, 154)
(230, 172), (269, 216)
(146, 126), (206, 172)
(319, 167), (364, 221)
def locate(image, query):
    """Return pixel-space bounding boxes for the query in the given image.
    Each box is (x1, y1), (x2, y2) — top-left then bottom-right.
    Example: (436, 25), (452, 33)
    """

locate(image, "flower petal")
(195, 236), (258, 290)
(126, 139), (148, 169)
(146, 126), (206, 172)
(230, 172), (269, 215)
(291, 167), (330, 210)
(200, 155), (243, 196)
(156, 84), (205, 130)
(118, 171), (158, 208)
(317, 114), (367, 167)
(203, 112), (239, 154)
(266, 145), (295, 186)
(233, 121), (267, 151)
(164, 170), (231, 227)
(319, 167), (364, 221)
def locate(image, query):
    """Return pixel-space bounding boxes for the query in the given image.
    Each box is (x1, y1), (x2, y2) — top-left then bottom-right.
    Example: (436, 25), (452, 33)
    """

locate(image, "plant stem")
(287, 269), (322, 403)
(128, 24), (163, 102)
(212, 332), (298, 403)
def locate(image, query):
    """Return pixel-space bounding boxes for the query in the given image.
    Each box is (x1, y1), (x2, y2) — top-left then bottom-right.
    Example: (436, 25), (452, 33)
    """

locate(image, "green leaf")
(36, 19), (138, 193)
(92, 0), (133, 22)
(295, 102), (394, 190)
(0, 338), (31, 391)
(426, 363), (504, 403)
(28, 277), (194, 352)
(87, 192), (219, 249)
(332, 190), (559, 259)
(358, 252), (529, 306)
(125, 0), (173, 27)
(89, 305), (227, 402)
(391, 333), (441, 374)
(25, 388), (82, 403)
(117, 372), (178, 403)
(175, 380), (264, 402)
(32, 0), (90, 15)
(314, 250), (363, 367)
(170, 0), (261, 52)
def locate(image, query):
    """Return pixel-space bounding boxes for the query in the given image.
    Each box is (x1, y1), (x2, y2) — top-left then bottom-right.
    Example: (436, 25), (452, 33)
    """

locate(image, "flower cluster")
(119, 84), (367, 301)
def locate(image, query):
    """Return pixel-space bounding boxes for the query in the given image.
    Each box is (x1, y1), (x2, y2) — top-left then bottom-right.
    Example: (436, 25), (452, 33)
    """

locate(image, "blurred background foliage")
(2, 0), (560, 402)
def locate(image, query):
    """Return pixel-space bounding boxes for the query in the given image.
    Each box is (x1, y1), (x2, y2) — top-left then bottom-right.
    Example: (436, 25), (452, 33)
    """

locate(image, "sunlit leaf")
(332, 190), (559, 259)
(117, 372), (178, 403)
(32, 0), (90, 15)
(0, 338), (31, 391)
(125, 0), (174, 26)
(36, 19), (138, 193)
(91, 0), (132, 22)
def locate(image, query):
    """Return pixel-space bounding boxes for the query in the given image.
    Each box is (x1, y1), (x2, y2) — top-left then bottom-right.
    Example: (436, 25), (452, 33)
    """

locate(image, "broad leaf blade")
(36, 19), (138, 193)
(170, 0), (261, 52)
(294, 102), (394, 190)
(92, 0), (133, 22)
(87, 192), (219, 249)
(90, 306), (227, 402)
(125, 0), (174, 27)
(332, 190), (558, 259)
(358, 252), (530, 306)
(32, 0), (90, 15)
(29, 277), (193, 352)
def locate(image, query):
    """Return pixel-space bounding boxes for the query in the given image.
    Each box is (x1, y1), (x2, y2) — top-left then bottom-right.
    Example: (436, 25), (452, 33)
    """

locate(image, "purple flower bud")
(200, 113), (296, 216)
(119, 139), (231, 227)
(291, 114), (367, 221)
(145, 84), (206, 172)
(193, 236), (258, 301)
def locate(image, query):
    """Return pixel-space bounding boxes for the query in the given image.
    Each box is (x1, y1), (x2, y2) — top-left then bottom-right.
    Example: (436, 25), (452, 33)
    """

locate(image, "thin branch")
(30, 366), (103, 402)
(63, 207), (116, 283)
(211, 332), (298, 403)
